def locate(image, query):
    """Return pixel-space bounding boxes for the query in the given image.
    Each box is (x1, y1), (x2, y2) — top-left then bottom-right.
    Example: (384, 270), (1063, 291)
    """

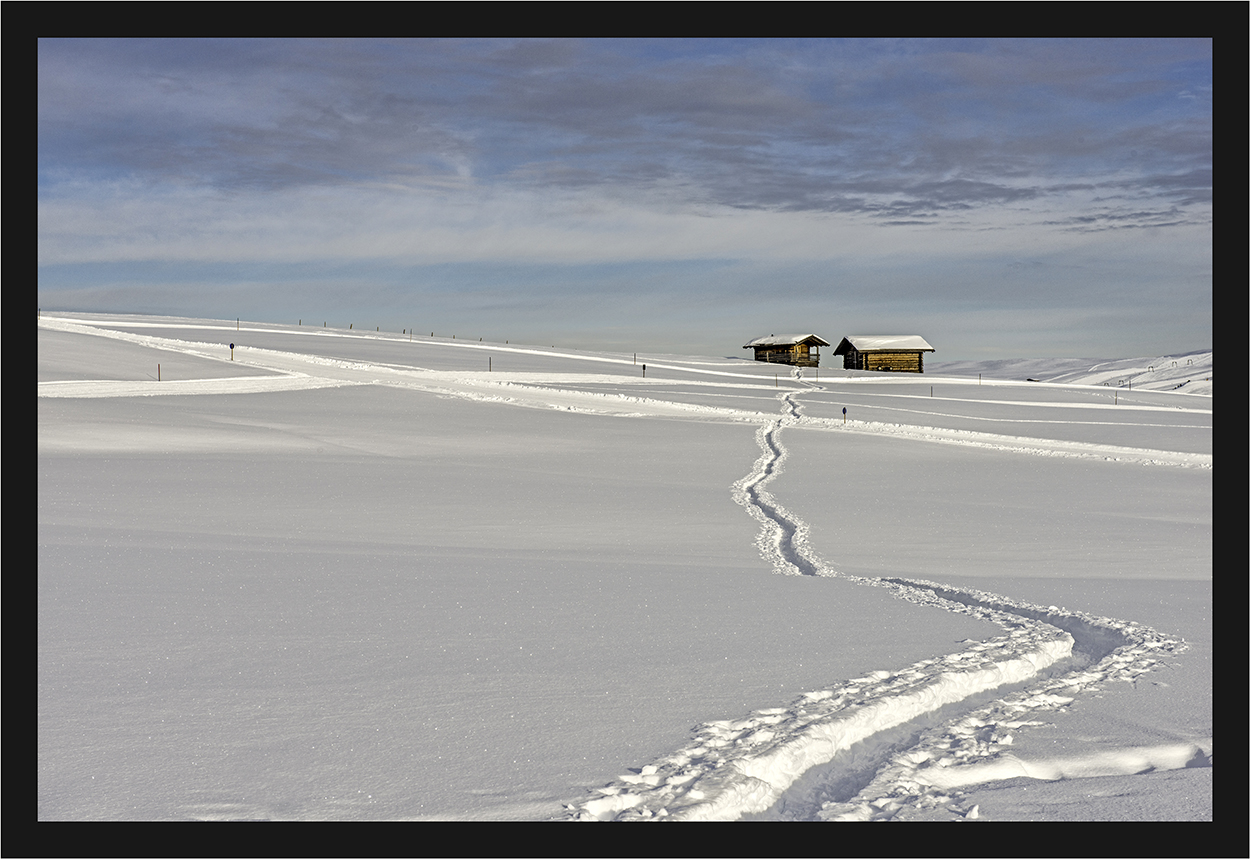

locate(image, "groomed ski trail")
(39, 317), (1209, 470)
(567, 377), (1193, 822)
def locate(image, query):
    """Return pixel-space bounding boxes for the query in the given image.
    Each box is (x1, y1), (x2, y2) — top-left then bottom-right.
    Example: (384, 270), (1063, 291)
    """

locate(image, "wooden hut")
(833, 335), (935, 373)
(744, 334), (830, 367)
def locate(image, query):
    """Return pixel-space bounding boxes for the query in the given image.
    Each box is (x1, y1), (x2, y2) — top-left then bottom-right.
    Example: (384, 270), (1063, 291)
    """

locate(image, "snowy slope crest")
(931, 350), (1212, 396)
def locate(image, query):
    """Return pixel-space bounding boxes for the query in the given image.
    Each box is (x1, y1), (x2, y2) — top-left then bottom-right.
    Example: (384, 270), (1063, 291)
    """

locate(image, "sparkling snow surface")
(38, 315), (1211, 821)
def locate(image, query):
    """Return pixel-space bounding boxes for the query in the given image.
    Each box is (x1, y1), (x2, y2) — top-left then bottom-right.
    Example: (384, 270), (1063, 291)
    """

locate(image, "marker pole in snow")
(158, 364), (160, 381)
(642, 364), (646, 378)
(843, 407), (846, 424)
(230, 343), (235, 361)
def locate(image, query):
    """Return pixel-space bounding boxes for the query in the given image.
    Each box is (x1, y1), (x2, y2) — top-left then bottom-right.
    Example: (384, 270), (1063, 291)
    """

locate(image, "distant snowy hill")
(929, 349), (1212, 396)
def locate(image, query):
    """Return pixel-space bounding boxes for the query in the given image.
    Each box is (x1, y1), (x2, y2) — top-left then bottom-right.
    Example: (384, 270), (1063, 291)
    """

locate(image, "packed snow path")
(38, 317), (1210, 469)
(568, 375), (1202, 821)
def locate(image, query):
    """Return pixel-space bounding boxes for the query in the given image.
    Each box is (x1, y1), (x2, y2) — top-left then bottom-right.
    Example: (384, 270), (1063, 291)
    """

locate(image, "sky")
(37, 38), (1212, 360)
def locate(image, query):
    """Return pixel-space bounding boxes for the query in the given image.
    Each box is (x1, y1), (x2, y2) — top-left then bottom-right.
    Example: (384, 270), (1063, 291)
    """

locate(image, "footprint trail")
(567, 377), (1194, 821)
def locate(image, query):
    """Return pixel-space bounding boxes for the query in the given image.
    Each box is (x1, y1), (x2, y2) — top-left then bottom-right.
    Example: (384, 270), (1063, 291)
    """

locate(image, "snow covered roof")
(834, 335), (934, 354)
(744, 334), (831, 348)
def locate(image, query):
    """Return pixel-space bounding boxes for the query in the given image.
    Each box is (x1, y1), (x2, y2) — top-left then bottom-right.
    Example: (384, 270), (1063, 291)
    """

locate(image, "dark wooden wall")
(843, 350), (925, 372)
(753, 345), (820, 367)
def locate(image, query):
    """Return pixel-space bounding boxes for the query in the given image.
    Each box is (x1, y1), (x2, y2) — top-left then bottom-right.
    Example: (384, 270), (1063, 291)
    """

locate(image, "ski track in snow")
(565, 373), (1201, 822)
(39, 319), (1208, 820)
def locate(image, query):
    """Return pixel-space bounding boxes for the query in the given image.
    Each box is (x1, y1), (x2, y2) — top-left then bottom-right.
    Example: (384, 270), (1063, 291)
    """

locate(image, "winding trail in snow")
(568, 374), (1202, 822)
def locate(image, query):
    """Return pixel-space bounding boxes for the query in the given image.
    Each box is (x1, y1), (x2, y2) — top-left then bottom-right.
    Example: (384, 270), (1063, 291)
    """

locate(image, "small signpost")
(843, 406), (847, 424)
(230, 343), (235, 361)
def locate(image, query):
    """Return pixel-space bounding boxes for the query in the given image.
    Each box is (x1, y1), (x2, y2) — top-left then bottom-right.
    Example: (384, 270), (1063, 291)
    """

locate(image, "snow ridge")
(37, 374), (355, 398)
(568, 383), (1191, 822)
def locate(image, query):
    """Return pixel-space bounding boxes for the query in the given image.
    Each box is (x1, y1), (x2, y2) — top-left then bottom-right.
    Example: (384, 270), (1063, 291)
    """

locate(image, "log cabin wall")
(864, 351), (923, 372)
(843, 349), (925, 372)
(752, 344), (820, 366)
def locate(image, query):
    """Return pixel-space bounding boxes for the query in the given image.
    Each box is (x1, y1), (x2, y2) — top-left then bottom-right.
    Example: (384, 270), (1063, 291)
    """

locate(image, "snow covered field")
(37, 313), (1211, 821)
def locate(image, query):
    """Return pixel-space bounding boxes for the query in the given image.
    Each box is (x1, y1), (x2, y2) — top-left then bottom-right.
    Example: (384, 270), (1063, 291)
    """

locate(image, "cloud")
(40, 39), (1210, 213)
(37, 39), (1211, 359)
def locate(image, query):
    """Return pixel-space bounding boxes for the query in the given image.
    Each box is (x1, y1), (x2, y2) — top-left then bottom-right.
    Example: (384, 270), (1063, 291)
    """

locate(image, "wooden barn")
(833, 335), (935, 373)
(744, 334), (830, 367)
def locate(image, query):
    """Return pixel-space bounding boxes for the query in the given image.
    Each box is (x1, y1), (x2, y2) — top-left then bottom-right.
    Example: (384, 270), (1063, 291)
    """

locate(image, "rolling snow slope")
(930, 350), (1212, 396)
(38, 314), (1211, 821)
